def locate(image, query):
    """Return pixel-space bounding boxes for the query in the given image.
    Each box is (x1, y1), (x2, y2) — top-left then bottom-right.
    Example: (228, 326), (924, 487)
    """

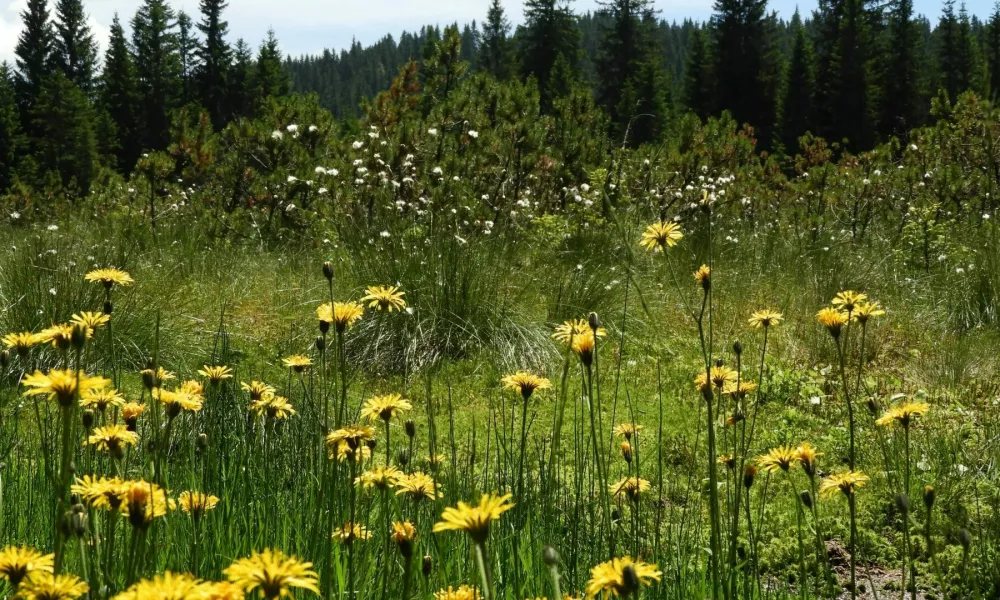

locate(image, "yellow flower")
(85, 424), (139, 457)
(392, 520), (417, 545)
(395, 472), (441, 501)
(332, 522), (371, 543)
(718, 454), (735, 469)
(585, 557), (661, 598)
(153, 387), (203, 416)
(178, 491), (220, 518)
(758, 445), (799, 473)
(85, 268), (134, 288)
(360, 394), (413, 423)
(639, 221), (683, 253)
(875, 402), (930, 428)
(81, 387), (125, 411)
(361, 285), (407, 312)
(72, 475), (128, 511)
(694, 366), (737, 393)
(70, 311), (110, 331)
(22, 370), (110, 407)
(572, 331), (598, 365)
(434, 586), (480, 600)
(205, 581), (246, 600)
(796, 443), (822, 477)
(432, 492), (514, 543)
(501, 371), (552, 399)
(608, 476), (650, 502)
(356, 466), (404, 490)
(2, 332), (40, 356)
(198, 365), (233, 383)
(113, 571), (211, 600)
(552, 319), (607, 345)
(613, 423), (643, 440)
(121, 402), (145, 430)
(0, 546), (53, 587)
(723, 380), (758, 399)
(35, 323), (92, 350)
(16, 572), (88, 600)
(119, 480), (174, 529)
(223, 549), (320, 599)
(334, 443), (371, 463)
(140, 366), (176, 389)
(326, 424), (377, 452)
(748, 309), (783, 329)
(693, 265), (712, 290)
(281, 355), (312, 373)
(250, 394), (297, 420)
(853, 301), (885, 324)
(831, 290), (867, 313)
(819, 470), (869, 499)
(817, 307), (849, 337)
(241, 380), (276, 402)
(317, 302), (364, 332)
(425, 454), (446, 469)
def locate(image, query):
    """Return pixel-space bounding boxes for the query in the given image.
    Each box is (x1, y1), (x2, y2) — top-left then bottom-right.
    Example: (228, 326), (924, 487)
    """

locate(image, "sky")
(1, 0), (996, 65)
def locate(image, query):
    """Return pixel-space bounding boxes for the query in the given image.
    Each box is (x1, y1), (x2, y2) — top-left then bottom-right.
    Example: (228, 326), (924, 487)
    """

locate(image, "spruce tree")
(811, 0), (844, 140)
(31, 70), (98, 195)
(520, 0), (581, 110)
(882, 0), (921, 136)
(781, 12), (815, 150)
(595, 0), (658, 134)
(834, 0), (877, 149)
(177, 11), (198, 106)
(101, 14), (140, 171)
(14, 0), (54, 119)
(987, 2), (1000, 101)
(938, 0), (962, 101)
(479, 0), (513, 79)
(0, 63), (20, 191)
(228, 39), (254, 119)
(255, 29), (290, 99)
(52, 0), (98, 95)
(132, 0), (182, 151)
(195, 0), (232, 126)
(683, 27), (713, 119)
(957, 2), (984, 96)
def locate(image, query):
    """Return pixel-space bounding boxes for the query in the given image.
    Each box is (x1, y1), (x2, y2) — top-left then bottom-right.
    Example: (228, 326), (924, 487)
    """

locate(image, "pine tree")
(0, 63), (20, 191)
(781, 12), (815, 150)
(228, 39), (254, 119)
(987, 2), (1000, 101)
(52, 0), (98, 95)
(14, 0), (54, 119)
(595, 0), (658, 133)
(683, 27), (714, 119)
(195, 0), (232, 126)
(520, 0), (581, 110)
(101, 14), (140, 171)
(177, 11), (198, 106)
(132, 0), (182, 151)
(31, 70), (98, 195)
(479, 0), (513, 79)
(882, 0), (921, 136)
(255, 29), (289, 99)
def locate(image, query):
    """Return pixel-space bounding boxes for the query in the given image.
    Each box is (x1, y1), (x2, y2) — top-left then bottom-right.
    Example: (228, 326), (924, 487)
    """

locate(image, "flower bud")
(621, 441), (633, 464)
(733, 341), (742, 356)
(743, 465), (758, 489)
(588, 312), (600, 331)
(895, 493), (910, 513)
(366, 438), (377, 451)
(71, 323), (88, 350)
(422, 555), (433, 577)
(323, 261), (335, 281)
(405, 419), (416, 438)
(82, 410), (95, 429)
(621, 565), (640, 596)
(715, 358), (724, 368)
(922, 485), (935, 509)
(958, 528), (972, 552)
(103, 301), (113, 315)
(197, 433), (209, 452)
(0, 349), (8, 369)
(799, 490), (813, 509)
(319, 320), (330, 335)
(316, 336), (326, 351)
(542, 545), (560, 567)
(397, 448), (409, 466)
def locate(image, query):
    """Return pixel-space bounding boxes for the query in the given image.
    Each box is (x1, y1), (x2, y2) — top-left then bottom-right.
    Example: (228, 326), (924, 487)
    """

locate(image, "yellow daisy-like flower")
(356, 465), (404, 490)
(70, 311), (110, 331)
(140, 366), (176, 389)
(853, 301), (885, 324)
(223, 549), (320, 599)
(392, 520), (417, 545)
(831, 290), (867, 313)
(72, 475), (128, 511)
(361, 285), (407, 312)
(432, 492), (514, 543)
(119, 480), (174, 529)
(335, 443), (372, 463)
(572, 331), (598, 365)
(758, 445), (799, 473)
(585, 556), (661, 598)
(0, 546), (54, 587)
(717, 454), (736, 469)
(121, 402), (145, 430)
(153, 387), (204, 416)
(875, 402), (930, 428)
(85, 424), (139, 457)
(85, 268), (134, 288)
(317, 302), (365, 332)
(16, 571), (88, 600)
(817, 307), (849, 337)
(327, 424), (377, 450)
(205, 581), (246, 600)
(434, 586), (480, 600)
(501, 371), (552, 399)
(112, 571), (211, 600)
(425, 454), (446, 468)
(241, 380), (276, 403)
(796, 443), (822, 477)
(694, 365), (737, 393)
(332, 522), (371, 544)
(250, 394), (297, 420)
(639, 221), (683, 253)
(723, 380), (758, 399)
(81, 387), (126, 411)
(360, 394), (413, 423)
(613, 423), (643, 440)
(819, 470), (869, 499)
(608, 476), (651, 502)
(198, 365), (233, 384)
(693, 265), (711, 290)
(395, 472), (441, 501)
(2, 332), (40, 356)
(281, 355), (313, 373)
(178, 491), (220, 518)
(748, 309), (783, 329)
(22, 369), (110, 407)
(552, 319), (607, 345)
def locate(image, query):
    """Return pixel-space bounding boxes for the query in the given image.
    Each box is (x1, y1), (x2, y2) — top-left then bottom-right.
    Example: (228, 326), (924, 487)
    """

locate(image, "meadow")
(2, 73), (1000, 600)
